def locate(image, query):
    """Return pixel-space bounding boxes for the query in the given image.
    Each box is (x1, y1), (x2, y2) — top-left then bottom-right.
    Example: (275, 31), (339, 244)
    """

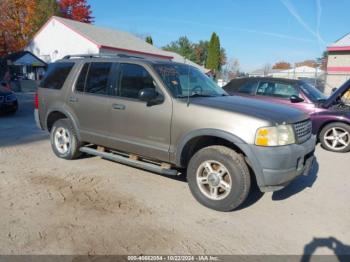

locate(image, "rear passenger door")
(68, 62), (114, 145)
(108, 63), (172, 162)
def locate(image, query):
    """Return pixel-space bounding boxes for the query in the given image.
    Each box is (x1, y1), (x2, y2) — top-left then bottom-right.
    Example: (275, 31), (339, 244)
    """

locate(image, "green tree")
(193, 40), (209, 66)
(206, 32), (221, 73)
(34, 0), (60, 31)
(163, 36), (195, 61)
(145, 36), (153, 45)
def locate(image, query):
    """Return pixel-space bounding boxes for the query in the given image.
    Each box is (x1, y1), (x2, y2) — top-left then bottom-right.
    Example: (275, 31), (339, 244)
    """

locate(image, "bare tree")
(263, 63), (271, 76)
(223, 58), (240, 81)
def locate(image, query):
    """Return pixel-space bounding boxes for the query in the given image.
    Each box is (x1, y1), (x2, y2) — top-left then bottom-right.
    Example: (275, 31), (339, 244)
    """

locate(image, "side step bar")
(79, 146), (179, 176)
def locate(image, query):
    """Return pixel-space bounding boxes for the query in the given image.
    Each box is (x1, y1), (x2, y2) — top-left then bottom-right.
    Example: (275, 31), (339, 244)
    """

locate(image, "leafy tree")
(193, 40), (209, 65)
(34, 0), (60, 31)
(145, 36), (153, 45)
(163, 36), (196, 62)
(0, 0), (37, 55)
(272, 61), (291, 70)
(206, 32), (221, 73)
(59, 0), (93, 23)
(295, 60), (317, 68)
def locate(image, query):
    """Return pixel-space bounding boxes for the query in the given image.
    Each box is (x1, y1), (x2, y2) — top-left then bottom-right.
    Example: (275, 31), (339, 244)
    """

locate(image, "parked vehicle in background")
(35, 54), (316, 211)
(224, 77), (350, 152)
(0, 82), (18, 115)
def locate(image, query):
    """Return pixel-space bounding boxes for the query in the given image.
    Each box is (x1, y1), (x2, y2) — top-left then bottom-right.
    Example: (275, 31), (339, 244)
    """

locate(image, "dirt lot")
(0, 93), (349, 256)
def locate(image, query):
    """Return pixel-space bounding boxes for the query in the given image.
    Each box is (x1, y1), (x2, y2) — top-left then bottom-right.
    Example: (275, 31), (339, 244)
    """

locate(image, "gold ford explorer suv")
(35, 54), (316, 211)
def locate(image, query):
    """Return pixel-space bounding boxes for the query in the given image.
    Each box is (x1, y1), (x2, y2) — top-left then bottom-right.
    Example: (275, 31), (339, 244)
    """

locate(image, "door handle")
(112, 103), (126, 110)
(69, 96), (78, 102)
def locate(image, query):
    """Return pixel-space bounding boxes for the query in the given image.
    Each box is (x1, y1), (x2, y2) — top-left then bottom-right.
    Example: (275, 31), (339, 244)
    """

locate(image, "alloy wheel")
(54, 127), (71, 154)
(324, 127), (350, 151)
(196, 160), (232, 200)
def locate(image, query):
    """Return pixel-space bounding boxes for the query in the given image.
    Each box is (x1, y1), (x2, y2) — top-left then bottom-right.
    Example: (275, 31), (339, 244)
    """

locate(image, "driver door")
(108, 63), (172, 162)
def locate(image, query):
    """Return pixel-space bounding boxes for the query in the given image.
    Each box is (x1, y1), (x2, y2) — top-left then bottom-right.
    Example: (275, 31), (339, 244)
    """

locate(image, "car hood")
(323, 79), (350, 108)
(0, 87), (13, 96)
(189, 95), (308, 124)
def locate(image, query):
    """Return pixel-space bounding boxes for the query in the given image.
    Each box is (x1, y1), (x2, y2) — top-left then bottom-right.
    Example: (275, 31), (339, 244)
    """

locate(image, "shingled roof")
(49, 16), (173, 59)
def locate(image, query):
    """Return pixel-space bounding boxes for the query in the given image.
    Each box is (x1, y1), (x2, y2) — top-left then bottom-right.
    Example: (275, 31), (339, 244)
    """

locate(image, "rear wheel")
(187, 146), (251, 212)
(50, 119), (82, 159)
(320, 123), (350, 153)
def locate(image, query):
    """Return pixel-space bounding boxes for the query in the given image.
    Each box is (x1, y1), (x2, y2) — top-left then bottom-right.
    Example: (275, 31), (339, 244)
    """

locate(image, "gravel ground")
(0, 93), (349, 256)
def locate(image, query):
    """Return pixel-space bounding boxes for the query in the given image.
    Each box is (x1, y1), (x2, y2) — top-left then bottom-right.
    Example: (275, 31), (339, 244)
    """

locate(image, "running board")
(79, 146), (179, 176)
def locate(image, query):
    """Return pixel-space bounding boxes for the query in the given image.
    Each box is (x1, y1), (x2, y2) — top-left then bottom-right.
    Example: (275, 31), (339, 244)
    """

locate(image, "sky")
(88, 0), (350, 72)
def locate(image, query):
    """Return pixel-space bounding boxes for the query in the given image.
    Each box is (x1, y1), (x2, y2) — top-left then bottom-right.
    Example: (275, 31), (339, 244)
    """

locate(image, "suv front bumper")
(244, 135), (316, 192)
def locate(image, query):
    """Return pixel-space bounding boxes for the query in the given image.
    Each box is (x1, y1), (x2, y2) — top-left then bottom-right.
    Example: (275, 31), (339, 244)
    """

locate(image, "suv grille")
(294, 120), (312, 143)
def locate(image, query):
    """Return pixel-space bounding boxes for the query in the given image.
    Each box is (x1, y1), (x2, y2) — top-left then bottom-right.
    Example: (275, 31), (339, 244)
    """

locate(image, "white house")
(25, 16), (209, 73)
(326, 33), (350, 94)
(271, 65), (324, 79)
(249, 65), (323, 80)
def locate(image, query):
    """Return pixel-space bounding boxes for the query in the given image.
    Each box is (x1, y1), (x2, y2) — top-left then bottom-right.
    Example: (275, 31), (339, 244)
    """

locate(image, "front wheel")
(50, 119), (82, 159)
(320, 123), (350, 153)
(187, 146), (251, 212)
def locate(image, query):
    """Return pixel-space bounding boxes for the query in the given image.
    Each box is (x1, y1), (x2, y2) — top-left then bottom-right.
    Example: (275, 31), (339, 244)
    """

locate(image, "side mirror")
(332, 88), (338, 93)
(290, 95), (304, 103)
(138, 88), (162, 106)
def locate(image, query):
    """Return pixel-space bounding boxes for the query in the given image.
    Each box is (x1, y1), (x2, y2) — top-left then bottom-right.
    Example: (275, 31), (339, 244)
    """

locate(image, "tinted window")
(41, 62), (74, 89)
(85, 62), (112, 95)
(75, 63), (89, 92)
(257, 81), (299, 99)
(118, 63), (156, 99)
(238, 81), (258, 94)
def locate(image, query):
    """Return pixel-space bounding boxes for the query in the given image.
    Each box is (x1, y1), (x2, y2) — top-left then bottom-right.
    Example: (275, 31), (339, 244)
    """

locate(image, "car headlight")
(255, 124), (295, 146)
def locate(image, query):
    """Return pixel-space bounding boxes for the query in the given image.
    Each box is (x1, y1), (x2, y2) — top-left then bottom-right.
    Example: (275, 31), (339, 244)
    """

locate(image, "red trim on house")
(54, 17), (101, 46)
(327, 66), (350, 72)
(100, 45), (173, 59)
(327, 46), (350, 52)
(30, 16), (173, 60)
(30, 16), (55, 41)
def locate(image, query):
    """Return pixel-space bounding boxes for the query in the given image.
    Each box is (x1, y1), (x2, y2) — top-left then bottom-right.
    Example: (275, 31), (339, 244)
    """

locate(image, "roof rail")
(62, 53), (145, 60)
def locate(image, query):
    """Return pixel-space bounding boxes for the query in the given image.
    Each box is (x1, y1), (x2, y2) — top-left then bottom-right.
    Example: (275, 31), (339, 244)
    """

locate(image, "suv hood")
(322, 79), (350, 108)
(189, 96), (308, 124)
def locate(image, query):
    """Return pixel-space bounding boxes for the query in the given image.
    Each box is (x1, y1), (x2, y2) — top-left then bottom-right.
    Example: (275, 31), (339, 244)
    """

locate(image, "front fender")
(172, 128), (266, 188)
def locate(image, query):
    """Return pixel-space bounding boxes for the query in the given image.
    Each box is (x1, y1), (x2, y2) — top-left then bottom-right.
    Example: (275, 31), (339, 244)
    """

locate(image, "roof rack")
(62, 53), (145, 60)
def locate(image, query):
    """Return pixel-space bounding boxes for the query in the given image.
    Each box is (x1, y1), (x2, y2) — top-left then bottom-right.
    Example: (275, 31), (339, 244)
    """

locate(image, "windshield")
(154, 64), (227, 98)
(299, 81), (327, 102)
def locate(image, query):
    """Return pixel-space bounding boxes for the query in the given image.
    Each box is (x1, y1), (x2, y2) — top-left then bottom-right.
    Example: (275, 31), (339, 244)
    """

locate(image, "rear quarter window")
(41, 62), (75, 89)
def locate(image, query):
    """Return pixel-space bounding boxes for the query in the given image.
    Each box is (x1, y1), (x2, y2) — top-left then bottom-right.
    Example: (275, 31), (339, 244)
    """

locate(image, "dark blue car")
(0, 82), (18, 114)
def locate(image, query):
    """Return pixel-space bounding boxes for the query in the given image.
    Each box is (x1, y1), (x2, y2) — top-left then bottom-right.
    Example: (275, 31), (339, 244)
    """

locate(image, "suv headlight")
(255, 125), (295, 146)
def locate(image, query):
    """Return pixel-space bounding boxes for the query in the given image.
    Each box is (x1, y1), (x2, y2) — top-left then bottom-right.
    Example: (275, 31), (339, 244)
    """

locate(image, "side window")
(75, 63), (89, 92)
(41, 62), (74, 89)
(85, 62), (112, 95)
(257, 81), (299, 99)
(117, 63), (156, 99)
(238, 81), (258, 94)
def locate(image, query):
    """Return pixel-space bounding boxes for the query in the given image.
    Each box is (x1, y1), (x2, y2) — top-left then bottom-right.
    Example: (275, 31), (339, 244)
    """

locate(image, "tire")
(187, 146), (251, 212)
(50, 119), (83, 160)
(319, 122), (350, 153)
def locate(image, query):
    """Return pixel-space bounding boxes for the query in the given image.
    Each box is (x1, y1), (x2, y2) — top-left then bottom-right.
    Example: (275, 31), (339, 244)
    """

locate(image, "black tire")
(319, 122), (350, 153)
(187, 146), (251, 212)
(50, 119), (83, 160)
